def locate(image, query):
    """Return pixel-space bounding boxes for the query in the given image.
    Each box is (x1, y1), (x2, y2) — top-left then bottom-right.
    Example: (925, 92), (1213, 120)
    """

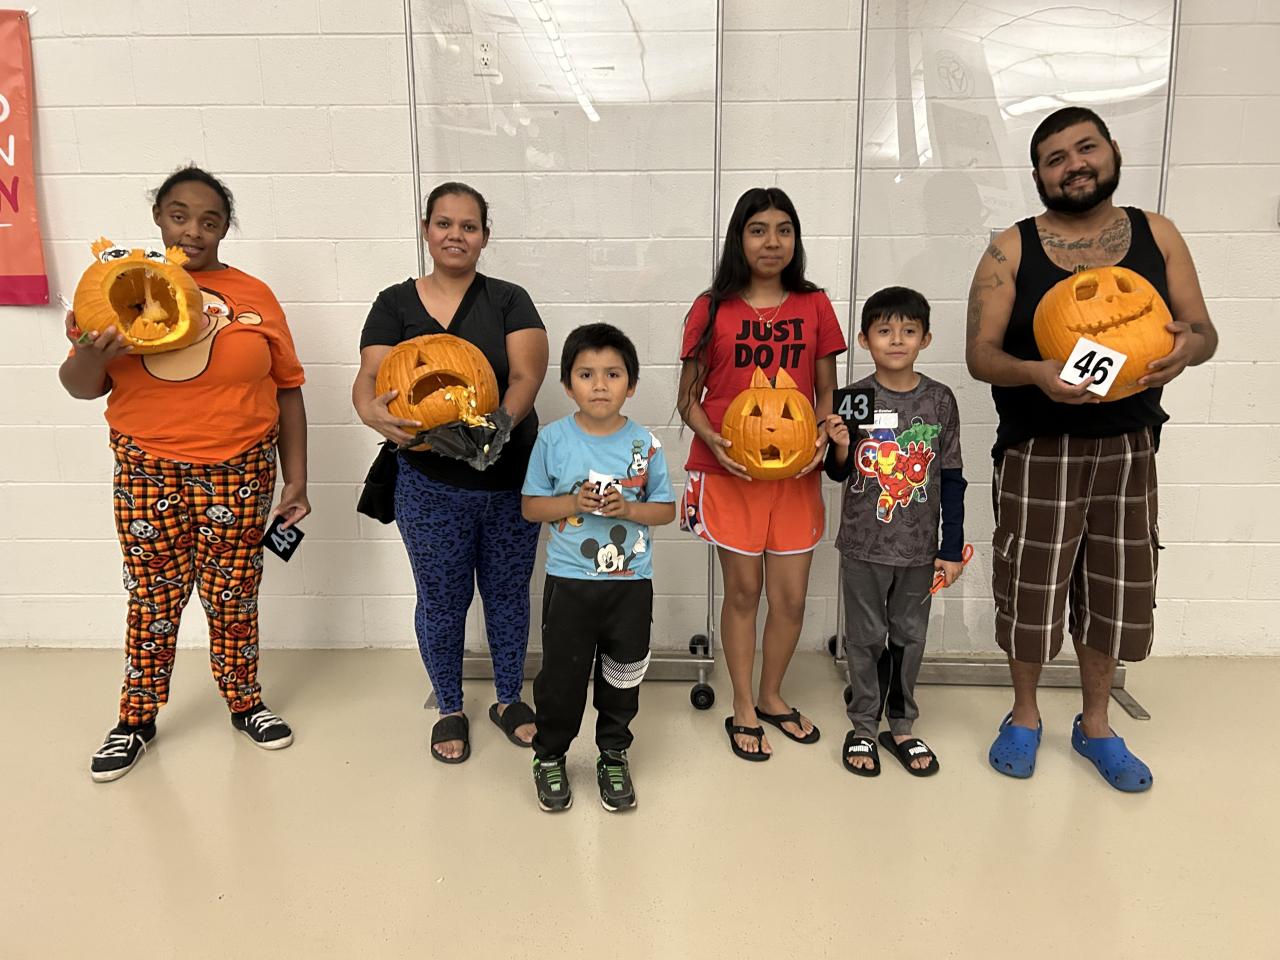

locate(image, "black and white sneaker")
(596, 749), (636, 812)
(230, 704), (293, 749)
(533, 756), (573, 812)
(90, 722), (156, 783)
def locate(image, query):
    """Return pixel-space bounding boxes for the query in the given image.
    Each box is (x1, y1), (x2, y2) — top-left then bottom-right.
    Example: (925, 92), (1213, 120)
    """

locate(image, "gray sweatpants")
(841, 557), (935, 738)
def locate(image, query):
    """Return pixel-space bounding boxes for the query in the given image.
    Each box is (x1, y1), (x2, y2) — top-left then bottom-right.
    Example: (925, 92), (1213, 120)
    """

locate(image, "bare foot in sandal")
(756, 694), (817, 742)
(495, 702), (536, 745)
(731, 704), (772, 756)
(433, 711), (467, 761)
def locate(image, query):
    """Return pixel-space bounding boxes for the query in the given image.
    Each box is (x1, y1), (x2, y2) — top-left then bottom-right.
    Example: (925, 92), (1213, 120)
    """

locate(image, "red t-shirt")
(103, 266), (305, 464)
(680, 290), (847, 473)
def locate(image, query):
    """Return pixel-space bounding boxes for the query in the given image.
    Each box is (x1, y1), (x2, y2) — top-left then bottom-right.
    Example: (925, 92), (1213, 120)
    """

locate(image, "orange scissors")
(924, 542), (974, 602)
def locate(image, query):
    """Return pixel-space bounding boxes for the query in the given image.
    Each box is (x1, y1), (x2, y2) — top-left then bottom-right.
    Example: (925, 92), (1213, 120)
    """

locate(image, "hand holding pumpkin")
(356, 389), (422, 446)
(705, 434), (754, 482)
(66, 310), (132, 366)
(793, 419), (829, 479)
(1030, 359), (1100, 405)
(1138, 320), (1201, 388)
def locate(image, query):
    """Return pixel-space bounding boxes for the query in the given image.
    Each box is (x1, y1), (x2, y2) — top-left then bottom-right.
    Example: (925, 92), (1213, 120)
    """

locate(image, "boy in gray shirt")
(824, 287), (967, 778)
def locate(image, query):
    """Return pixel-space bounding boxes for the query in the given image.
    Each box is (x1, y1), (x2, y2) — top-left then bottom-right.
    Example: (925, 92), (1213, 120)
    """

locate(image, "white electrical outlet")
(473, 34), (498, 77)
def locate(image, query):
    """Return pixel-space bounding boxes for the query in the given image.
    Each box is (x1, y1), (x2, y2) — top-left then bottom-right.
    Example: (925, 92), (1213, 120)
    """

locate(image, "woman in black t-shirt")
(353, 182), (549, 764)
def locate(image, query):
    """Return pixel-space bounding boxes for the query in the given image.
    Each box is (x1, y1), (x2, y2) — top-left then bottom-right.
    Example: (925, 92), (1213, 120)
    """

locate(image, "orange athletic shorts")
(680, 469), (824, 556)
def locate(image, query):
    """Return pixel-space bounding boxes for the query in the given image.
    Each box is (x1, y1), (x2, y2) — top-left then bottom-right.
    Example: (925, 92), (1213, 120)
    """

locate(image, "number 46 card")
(1059, 337), (1128, 398)
(264, 515), (305, 562)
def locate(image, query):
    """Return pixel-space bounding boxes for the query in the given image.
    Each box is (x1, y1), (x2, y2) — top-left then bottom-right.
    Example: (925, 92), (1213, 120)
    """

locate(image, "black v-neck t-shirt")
(361, 274), (545, 491)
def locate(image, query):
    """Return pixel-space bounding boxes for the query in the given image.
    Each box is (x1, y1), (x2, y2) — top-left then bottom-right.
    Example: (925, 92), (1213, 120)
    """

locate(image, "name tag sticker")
(263, 515), (304, 562)
(871, 410), (899, 430)
(1059, 337), (1128, 398)
(833, 387), (875, 427)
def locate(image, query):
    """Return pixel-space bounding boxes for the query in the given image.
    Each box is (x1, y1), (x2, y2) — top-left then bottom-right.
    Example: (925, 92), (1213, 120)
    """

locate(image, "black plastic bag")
(407, 407), (513, 472)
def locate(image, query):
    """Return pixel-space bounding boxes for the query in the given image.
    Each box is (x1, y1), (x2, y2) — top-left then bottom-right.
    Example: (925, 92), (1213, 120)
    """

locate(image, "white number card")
(1059, 337), (1128, 398)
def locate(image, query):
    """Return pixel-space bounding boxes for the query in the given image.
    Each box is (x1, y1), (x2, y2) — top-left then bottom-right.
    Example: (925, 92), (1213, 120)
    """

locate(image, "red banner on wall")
(0, 10), (47, 305)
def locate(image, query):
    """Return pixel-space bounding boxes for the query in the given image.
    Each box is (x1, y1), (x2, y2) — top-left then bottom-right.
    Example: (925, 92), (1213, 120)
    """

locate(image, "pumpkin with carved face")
(375, 334), (499, 438)
(721, 367), (817, 480)
(72, 238), (204, 354)
(1034, 266), (1174, 401)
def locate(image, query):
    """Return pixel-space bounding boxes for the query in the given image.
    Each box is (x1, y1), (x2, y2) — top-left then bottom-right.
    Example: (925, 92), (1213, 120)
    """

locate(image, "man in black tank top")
(964, 107), (1218, 792)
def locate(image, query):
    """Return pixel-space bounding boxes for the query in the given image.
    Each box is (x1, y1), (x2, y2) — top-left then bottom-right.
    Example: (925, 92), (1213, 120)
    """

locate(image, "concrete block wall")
(0, 0), (1274, 656)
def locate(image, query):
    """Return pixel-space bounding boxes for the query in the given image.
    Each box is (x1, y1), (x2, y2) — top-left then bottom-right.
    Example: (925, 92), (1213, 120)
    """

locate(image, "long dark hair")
(680, 187), (821, 411)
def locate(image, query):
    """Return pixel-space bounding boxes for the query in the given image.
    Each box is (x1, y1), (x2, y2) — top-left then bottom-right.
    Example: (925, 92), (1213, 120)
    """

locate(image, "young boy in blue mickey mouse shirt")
(522, 323), (676, 813)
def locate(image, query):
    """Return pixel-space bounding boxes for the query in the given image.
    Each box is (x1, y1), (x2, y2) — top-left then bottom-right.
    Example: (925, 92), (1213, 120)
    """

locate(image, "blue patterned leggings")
(394, 461), (541, 715)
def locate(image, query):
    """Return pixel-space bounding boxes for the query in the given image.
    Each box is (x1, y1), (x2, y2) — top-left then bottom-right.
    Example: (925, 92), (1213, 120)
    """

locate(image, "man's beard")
(1037, 155), (1122, 214)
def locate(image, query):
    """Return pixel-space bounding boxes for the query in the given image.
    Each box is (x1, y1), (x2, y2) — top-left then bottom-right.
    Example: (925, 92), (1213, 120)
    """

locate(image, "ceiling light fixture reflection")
(529, 0), (599, 122)
(1004, 77), (1168, 118)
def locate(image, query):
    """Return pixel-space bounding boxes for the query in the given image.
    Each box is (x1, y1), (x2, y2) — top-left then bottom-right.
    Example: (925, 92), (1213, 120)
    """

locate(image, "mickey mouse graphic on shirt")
(580, 523), (640, 576)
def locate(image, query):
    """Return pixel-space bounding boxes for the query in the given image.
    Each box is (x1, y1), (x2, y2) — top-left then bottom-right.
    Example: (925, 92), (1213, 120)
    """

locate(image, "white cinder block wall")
(0, 0), (1274, 655)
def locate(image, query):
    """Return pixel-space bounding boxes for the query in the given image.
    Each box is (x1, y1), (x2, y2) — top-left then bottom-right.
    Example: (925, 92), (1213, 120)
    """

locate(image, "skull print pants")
(111, 431), (277, 726)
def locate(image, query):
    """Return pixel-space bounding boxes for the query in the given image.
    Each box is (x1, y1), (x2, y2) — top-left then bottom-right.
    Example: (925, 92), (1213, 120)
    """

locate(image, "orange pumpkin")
(1033, 266), (1174, 401)
(721, 367), (817, 480)
(375, 334), (499, 435)
(72, 237), (204, 354)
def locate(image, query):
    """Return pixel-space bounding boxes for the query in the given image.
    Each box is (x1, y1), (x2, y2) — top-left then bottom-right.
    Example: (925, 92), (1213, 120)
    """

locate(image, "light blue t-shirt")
(522, 415), (674, 581)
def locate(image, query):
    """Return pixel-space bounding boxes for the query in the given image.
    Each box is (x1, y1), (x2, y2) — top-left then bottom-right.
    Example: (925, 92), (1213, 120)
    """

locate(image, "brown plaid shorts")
(991, 429), (1159, 664)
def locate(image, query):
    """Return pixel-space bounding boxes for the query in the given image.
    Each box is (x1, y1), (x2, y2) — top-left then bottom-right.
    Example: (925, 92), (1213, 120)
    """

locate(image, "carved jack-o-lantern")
(1034, 266), (1174, 402)
(72, 238), (204, 354)
(720, 367), (818, 480)
(375, 334), (499, 436)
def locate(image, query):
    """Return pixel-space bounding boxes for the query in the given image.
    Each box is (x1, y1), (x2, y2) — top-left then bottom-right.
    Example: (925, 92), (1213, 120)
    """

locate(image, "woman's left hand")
(271, 482), (311, 530)
(794, 420), (830, 478)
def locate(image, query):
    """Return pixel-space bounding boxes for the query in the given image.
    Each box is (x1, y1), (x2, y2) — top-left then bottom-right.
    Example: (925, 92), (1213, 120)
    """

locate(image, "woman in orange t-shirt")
(58, 165), (310, 783)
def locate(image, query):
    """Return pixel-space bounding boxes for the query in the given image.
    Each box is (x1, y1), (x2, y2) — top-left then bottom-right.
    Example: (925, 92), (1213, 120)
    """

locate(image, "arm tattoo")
(966, 294), (983, 346)
(985, 242), (1007, 264)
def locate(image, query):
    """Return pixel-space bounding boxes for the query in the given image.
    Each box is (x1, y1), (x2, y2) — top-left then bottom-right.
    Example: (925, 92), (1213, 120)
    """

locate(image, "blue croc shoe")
(988, 711), (1042, 779)
(1071, 715), (1153, 793)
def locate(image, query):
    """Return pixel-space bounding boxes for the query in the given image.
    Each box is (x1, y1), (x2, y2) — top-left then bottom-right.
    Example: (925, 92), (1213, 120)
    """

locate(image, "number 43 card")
(264, 515), (305, 562)
(1059, 337), (1128, 398)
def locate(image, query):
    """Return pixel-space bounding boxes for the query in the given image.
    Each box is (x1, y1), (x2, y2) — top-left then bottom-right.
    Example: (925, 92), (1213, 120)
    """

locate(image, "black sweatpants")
(532, 575), (653, 760)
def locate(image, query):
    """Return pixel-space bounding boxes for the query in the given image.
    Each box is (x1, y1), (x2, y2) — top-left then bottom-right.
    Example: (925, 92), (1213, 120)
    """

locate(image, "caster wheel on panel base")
(689, 634), (710, 657)
(690, 683), (715, 710)
(843, 685), (853, 706)
(827, 634), (839, 657)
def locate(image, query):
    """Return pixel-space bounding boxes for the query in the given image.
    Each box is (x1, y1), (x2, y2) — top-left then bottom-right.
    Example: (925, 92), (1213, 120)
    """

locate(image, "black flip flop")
(878, 731), (940, 777)
(755, 705), (821, 744)
(488, 701), (535, 748)
(430, 714), (470, 764)
(843, 731), (880, 777)
(724, 717), (771, 762)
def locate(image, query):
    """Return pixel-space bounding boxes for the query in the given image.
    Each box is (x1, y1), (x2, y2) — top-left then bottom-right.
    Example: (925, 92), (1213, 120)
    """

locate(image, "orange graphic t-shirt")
(103, 266), (305, 464)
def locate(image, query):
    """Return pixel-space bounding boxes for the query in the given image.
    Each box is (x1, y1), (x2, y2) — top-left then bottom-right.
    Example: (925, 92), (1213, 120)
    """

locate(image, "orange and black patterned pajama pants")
(111, 431), (277, 726)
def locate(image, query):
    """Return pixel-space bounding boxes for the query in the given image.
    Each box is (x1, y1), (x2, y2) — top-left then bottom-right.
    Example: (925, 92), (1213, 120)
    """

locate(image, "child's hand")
(574, 480), (603, 515)
(824, 413), (850, 449)
(934, 557), (965, 588)
(598, 486), (630, 519)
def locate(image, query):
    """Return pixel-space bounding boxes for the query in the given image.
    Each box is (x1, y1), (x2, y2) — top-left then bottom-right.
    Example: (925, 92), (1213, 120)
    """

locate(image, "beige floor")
(1, 648), (1272, 959)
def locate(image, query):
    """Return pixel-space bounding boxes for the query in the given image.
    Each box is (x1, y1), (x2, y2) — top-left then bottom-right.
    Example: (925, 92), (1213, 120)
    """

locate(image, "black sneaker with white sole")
(90, 721), (156, 783)
(230, 704), (293, 749)
(533, 756), (573, 812)
(596, 749), (636, 811)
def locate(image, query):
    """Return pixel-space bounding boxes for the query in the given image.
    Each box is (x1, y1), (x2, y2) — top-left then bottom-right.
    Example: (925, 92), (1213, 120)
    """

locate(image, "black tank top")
(991, 206), (1169, 460)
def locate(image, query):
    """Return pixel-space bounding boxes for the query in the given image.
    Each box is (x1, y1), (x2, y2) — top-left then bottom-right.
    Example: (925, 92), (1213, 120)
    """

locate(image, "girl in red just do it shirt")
(677, 187), (846, 762)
